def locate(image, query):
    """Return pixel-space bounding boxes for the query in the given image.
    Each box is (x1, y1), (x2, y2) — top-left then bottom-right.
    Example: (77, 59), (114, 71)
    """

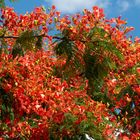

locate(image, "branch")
(0, 34), (63, 40)
(0, 33), (104, 44)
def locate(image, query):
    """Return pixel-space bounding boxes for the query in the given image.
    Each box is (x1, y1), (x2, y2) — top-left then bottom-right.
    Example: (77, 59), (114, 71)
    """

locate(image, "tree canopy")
(0, 3), (140, 140)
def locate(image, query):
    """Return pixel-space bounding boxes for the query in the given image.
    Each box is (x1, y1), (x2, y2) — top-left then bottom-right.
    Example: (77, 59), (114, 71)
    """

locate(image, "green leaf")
(10, 111), (14, 123)
(87, 27), (106, 39)
(100, 40), (123, 60)
(12, 30), (42, 58)
(86, 112), (93, 118)
(75, 98), (85, 105)
(0, 0), (5, 8)
(64, 113), (77, 123)
(2, 104), (6, 112)
(28, 119), (38, 128)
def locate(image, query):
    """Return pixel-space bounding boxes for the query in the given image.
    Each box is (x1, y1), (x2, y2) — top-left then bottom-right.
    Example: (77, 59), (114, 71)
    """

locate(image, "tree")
(0, 4), (140, 140)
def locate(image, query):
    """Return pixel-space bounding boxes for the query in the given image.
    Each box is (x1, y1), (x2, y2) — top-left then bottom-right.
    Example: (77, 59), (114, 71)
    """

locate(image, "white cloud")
(50, 0), (110, 13)
(117, 0), (130, 12)
(134, 0), (140, 4)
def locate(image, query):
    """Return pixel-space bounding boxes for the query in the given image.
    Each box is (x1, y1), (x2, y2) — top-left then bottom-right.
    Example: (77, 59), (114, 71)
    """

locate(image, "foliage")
(0, 0), (16, 8)
(0, 4), (140, 140)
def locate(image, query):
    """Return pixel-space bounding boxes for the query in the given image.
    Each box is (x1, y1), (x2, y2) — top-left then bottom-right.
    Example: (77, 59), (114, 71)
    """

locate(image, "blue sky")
(5, 0), (140, 38)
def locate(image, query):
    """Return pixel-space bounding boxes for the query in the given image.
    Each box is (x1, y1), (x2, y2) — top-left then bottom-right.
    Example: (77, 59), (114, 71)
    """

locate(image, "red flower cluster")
(0, 5), (140, 139)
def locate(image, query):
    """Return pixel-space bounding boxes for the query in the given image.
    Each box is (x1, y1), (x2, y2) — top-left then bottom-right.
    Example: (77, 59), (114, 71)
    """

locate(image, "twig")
(0, 34), (63, 40)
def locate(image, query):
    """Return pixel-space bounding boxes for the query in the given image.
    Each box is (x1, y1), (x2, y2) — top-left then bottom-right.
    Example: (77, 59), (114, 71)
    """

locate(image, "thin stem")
(0, 34), (62, 39)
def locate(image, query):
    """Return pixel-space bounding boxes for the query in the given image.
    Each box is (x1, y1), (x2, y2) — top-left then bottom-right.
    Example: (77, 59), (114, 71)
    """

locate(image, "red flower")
(136, 67), (140, 73)
(53, 112), (64, 124)
(136, 120), (140, 130)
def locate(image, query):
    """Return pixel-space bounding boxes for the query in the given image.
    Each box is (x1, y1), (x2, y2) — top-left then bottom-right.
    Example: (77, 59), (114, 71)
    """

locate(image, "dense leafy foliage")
(0, 4), (140, 140)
